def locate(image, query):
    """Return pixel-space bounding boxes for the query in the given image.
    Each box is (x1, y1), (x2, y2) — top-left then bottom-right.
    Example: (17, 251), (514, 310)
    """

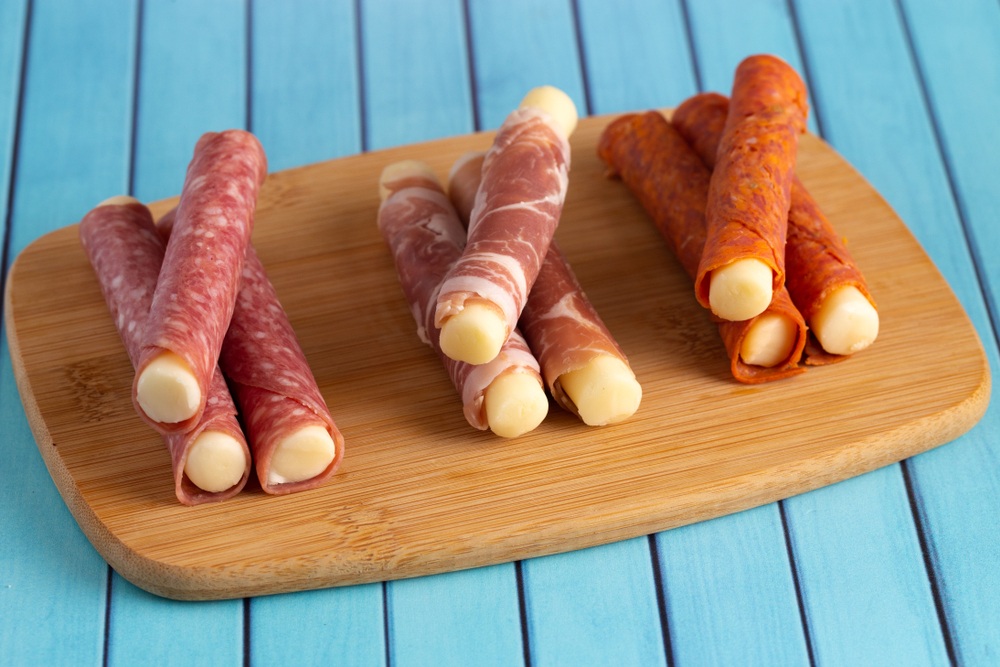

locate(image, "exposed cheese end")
(438, 302), (508, 365)
(708, 258), (774, 321)
(741, 312), (797, 367)
(378, 160), (438, 201)
(266, 424), (337, 486)
(97, 195), (140, 207)
(811, 285), (879, 355)
(558, 355), (642, 426)
(519, 85), (579, 137)
(135, 352), (201, 424)
(484, 371), (549, 438)
(184, 430), (247, 493)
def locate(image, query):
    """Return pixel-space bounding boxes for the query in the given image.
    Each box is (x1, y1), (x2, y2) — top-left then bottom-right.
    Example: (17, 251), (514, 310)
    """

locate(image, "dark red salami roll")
(449, 152), (641, 425)
(378, 160), (548, 438)
(158, 209), (343, 495)
(133, 130), (267, 433)
(79, 197), (251, 505)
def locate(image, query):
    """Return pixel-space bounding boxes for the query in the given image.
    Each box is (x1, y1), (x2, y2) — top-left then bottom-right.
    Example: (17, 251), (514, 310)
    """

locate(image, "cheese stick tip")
(484, 371), (548, 438)
(519, 85), (579, 137)
(97, 195), (140, 207)
(740, 312), (798, 367)
(558, 355), (642, 426)
(708, 257), (774, 321)
(438, 301), (508, 365)
(379, 160), (438, 201)
(811, 285), (879, 355)
(135, 352), (201, 424)
(184, 430), (247, 493)
(266, 423), (337, 486)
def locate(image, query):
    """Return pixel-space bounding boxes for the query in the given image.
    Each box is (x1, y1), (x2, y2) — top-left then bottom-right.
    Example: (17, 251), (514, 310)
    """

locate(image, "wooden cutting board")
(4, 112), (990, 601)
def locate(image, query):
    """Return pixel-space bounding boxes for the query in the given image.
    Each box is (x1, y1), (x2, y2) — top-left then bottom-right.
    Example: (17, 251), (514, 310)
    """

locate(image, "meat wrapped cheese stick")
(597, 112), (807, 382)
(379, 160), (548, 438)
(697, 55), (808, 321)
(673, 92), (878, 359)
(158, 210), (343, 495)
(434, 86), (577, 365)
(449, 152), (641, 425)
(79, 197), (251, 504)
(134, 130), (267, 431)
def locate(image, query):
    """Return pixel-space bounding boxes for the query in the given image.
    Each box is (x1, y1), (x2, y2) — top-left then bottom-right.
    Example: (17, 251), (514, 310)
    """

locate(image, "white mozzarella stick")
(811, 285), (880, 355)
(557, 356), (642, 426)
(708, 257), (774, 322)
(135, 353), (202, 424)
(267, 424), (339, 486)
(740, 312), (799, 368)
(184, 431), (249, 493)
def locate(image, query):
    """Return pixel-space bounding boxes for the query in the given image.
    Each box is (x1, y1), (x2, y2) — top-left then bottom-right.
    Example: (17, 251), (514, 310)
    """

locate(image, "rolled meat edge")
(79, 197), (251, 505)
(597, 111), (807, 383)
(449, 151), (641, 425)
(378, 160), (548, 438)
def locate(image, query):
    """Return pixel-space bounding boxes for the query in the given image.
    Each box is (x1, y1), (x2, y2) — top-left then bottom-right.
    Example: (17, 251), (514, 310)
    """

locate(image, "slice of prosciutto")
(597, 111), (807, 383)
(133, 130), (267, 433)
(449, 152), (641, 426)
(157, 209), (343, 495)
(378, 160), (548, 438)
(79, 197), (251, 505)
(432, 87), (577, 366)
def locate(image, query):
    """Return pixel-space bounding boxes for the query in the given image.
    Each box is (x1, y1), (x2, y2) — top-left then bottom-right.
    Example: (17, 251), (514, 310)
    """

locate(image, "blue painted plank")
(249, 0), (362, 170)
(1, 1), (137, 664)
(0, 0), (26, 246)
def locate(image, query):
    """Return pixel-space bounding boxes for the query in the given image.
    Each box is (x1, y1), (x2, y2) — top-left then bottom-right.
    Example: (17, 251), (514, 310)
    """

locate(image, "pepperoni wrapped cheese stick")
(157, 210), (343, 495)
(434, 86), (578, 365)
(133, 130), (267, 432)
(673, 92), (878, 360)
(597, 112), (807, 382)
(449, 152), (641, 425)
(79, 197), (251, 504)
(697, 54), (808, 322)
(379, 160), (548, 438)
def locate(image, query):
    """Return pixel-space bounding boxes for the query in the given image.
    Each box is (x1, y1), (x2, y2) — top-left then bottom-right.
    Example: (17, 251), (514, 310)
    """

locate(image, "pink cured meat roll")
(378, 164), (547, 436)
(79, 200), (251, 505)
(434, 105), (572, 361)
(158, 209), (344, 495)
(134, 130), (267, 433)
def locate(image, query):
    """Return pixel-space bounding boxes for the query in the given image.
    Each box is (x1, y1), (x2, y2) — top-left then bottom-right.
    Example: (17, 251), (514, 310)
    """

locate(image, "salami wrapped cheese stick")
(133, 130), (267, 432)
(697, 54), (808, 322)
(673, 92), (879, 360)
(434, 86), (578, 365)
(597, 112), (807, 382)
(158, 210), (343, 495)
(79, 197), (251, 505)
(378, 160), (548, 438)
(449, 152), (641, 425)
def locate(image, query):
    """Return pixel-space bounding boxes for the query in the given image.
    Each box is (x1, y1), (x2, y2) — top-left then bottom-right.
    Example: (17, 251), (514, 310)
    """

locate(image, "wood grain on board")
(3, 112), (989, 600)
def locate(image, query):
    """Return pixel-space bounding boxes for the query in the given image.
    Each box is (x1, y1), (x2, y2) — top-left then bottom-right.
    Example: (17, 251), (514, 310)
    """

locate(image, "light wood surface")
(3, 112), (989, 601)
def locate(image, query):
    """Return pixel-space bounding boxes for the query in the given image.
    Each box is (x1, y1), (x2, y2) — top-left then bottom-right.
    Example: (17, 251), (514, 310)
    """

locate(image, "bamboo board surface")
(3, 113), (990, 601)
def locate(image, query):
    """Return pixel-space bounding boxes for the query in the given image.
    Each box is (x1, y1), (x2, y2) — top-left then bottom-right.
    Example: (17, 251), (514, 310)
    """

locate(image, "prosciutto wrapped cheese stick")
(597, 111), (807, 382)
(79, 197), (251, 504)
(673, 92), (878, 360)
(379, 160), (548, 438)
(133, 130), (267, 432)
(434, 86), (577, 365)
(157, 210), (343, 495)
(449, 152), (641, 425)
(697, 54), (808, 322)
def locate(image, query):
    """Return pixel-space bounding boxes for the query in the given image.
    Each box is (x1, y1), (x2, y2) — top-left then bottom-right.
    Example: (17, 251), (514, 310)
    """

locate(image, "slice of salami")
(673, 92), (878, 363)
(79, 198), (251, 505)
(449, 152), (641, 425)
(378, 161), (547, 438)
(597, 111), (807, 383)
(133, 130), (267, 432)
(157, 209), (343, 495)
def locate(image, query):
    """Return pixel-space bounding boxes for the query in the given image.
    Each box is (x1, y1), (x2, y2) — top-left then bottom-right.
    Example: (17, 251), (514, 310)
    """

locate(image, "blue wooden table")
(2, 1), (998, 665)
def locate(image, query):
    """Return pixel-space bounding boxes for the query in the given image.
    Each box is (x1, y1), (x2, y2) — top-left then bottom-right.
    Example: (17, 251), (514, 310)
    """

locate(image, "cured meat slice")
(157, 209), (343, 495)
(433, 86), (577, 365)
(79, 197), (250, 505)
(696, 54), (809, 322)
(133, 130), (267, 432)
(378, 160), (548, 438)
(673, 92), (878, 361)
(449, 152), (641, 425)
(597, 111), (807, 383)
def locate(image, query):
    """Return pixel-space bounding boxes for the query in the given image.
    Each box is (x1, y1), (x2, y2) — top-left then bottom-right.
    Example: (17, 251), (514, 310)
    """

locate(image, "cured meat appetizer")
(157, 210), (343, 495)
(673, 92), (879, 360)
(433, 86), (578, 365)
(449, 151), (642, 425)
(79, 196), (251, 505)
(597, 111), (807, 382)
(378, 159), (548, 438)
(133, 130), (267, 432)
(696, 54), (808, 322)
